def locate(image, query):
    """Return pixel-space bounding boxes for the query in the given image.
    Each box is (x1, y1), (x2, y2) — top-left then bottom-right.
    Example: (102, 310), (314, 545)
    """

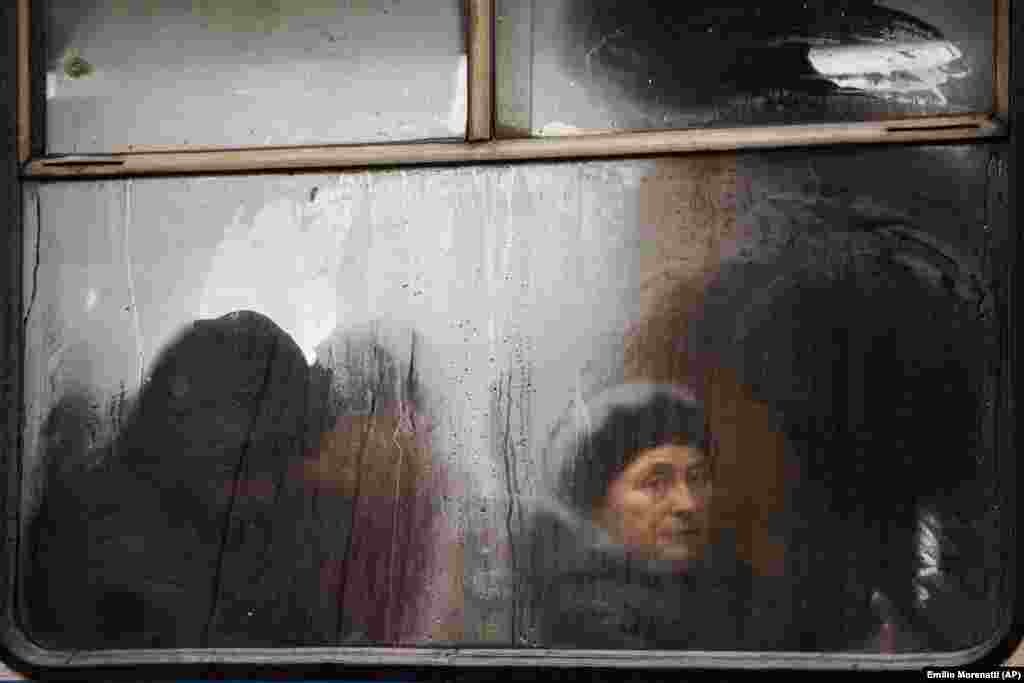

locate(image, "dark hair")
(687, 221), (994, 650)
(553, 384), (708, 514)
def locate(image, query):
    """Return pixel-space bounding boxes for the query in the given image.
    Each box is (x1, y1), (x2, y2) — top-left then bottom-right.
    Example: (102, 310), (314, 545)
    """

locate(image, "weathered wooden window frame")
(1, 0), (1019, 675)
(15, 0), (1012, 179)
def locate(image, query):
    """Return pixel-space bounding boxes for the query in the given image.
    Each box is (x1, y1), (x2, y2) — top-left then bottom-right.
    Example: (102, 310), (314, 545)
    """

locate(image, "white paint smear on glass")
(808, 41), (969, 105)
(446, 54), (468, 135)
(197, 196), (345, 364)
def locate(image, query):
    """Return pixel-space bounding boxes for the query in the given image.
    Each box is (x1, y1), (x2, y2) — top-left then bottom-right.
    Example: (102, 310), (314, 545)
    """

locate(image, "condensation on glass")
(18, 147), (1005, 654)
(44, 0), (467, 153)
(495, 0), (995, 137)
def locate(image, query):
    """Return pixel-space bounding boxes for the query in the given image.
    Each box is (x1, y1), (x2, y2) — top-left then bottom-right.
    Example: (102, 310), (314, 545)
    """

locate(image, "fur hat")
(545, 383), (708, 514)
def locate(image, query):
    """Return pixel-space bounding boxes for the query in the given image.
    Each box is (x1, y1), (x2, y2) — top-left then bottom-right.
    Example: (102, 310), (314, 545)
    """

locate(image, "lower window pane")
(19, 146), (1007, 657)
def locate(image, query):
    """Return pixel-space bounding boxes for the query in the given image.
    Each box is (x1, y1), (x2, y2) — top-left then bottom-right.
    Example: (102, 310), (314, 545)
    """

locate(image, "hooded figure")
(520, 383), (788, 650)
(621, 190), (998, 653)
(24, 311), (461, 649)
(685, 221), (996, 652)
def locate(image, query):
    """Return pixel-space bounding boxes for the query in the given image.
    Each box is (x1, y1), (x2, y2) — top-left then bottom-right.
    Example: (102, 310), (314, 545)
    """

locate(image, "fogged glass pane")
(20, 146), (1006, 655)
(496, 1), (994, 136)
(45, 0), (466, 153)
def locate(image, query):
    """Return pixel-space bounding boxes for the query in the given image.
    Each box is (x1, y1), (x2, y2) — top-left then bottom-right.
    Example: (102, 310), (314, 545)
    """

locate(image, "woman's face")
(597, 444), (711, 563)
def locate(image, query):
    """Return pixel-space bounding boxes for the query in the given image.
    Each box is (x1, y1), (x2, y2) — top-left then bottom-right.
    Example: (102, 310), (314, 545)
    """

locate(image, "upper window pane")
(496, 0), (994, 137)
(44, 0), (467, 153)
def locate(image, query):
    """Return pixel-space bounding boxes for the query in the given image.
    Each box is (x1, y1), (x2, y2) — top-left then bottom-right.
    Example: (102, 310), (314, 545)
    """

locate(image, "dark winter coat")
(522, 499), (789, 650)
(519, 383), (792, 651)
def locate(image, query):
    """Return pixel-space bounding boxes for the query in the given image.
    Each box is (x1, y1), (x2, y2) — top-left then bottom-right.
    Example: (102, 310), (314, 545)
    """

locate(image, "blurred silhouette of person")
(625, 208), (996, 651)
(521, 383), (788, 649)
(24, 311), (462, 649)
(298, 324), (463, 645)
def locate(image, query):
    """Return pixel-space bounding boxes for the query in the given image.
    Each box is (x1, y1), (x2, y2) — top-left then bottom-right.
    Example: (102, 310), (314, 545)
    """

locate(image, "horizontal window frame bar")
(21, 114), (1006, 179)
(0, 620), (1007, 671)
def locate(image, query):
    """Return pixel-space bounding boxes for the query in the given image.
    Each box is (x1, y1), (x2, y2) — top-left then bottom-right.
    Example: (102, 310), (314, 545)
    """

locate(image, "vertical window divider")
(994, 0), (1011, 121)
(16, 0), (30, 164)
(467, 0), (495, 142)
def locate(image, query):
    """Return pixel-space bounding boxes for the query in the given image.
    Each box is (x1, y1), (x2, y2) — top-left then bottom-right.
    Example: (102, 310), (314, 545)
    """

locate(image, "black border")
(1, 0), (1021, 679)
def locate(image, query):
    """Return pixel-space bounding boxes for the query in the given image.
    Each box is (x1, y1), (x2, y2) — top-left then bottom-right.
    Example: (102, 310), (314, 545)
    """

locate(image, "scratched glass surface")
(44, 0), (466, 154)
(19, 147), (1005, 653)
(495, 0), (994, 137)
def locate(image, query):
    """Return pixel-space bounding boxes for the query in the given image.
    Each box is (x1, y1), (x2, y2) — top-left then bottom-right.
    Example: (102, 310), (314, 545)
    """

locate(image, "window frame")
(0, 0), (1019, 675)
(15, 0), (1013, 179)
